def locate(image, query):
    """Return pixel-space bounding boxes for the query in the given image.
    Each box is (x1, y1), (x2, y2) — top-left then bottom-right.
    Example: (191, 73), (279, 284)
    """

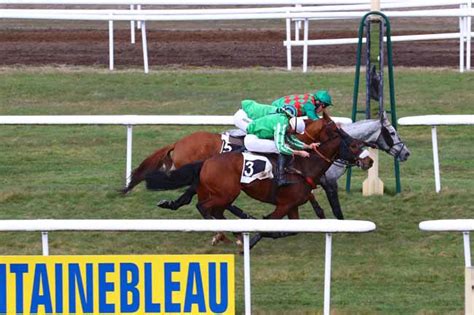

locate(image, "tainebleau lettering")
(0, 255), (234, 315)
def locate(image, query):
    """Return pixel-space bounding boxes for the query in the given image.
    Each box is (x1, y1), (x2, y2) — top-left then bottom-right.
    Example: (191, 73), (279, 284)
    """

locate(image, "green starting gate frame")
(346, 11), (401, 194)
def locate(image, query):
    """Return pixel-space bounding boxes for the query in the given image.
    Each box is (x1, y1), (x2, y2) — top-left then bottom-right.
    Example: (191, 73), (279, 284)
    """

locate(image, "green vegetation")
(0, 67), (473, 314)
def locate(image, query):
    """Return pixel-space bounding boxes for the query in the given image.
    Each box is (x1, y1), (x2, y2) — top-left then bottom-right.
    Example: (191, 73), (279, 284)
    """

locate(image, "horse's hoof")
(157, 200), (175, 210)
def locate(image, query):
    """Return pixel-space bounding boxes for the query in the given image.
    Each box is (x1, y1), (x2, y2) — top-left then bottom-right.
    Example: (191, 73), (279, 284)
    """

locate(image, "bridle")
(312, 121), (364, 167)
(379, 124), (406, 159)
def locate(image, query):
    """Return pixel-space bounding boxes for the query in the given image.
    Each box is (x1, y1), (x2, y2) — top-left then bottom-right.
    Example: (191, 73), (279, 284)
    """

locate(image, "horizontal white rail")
(398, 115), (474, 193)
(0, 218), (376, 232)
(0, 0), (468, 5)
(0, 219), (376, 315)
(0, 114), (352, 125)
(398, 115), (474, 126)
(1, 8), (472, 20)
(420, 219), (474, 232)
(286, 33), (471, 46)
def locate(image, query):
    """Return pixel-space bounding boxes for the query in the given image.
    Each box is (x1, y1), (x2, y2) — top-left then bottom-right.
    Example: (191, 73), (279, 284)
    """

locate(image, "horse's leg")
(320, 178), (344, 220)
(226, 204), (256, 219)
(157, 186), (196, 210)
(209, 210), (234, 246)
(250, 206), (299, 249)
(307, 192), (326, 219)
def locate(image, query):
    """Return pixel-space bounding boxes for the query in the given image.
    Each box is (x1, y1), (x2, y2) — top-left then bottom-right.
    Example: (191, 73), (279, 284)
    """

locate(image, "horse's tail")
(120, 144), (175, 194)
(145, 161), (204, 191)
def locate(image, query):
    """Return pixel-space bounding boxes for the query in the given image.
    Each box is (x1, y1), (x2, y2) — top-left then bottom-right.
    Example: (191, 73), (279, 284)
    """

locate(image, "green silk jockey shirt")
(271, 93), (319, 120)
(246, 113), (305, 155)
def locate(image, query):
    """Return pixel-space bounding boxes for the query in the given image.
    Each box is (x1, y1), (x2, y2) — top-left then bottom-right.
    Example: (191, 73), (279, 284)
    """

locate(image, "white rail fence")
(0, 219), (376, 315)
(398, 115), (474, 193)
(0, 0), (472, 73)
(0, 115), (353, 186)
(419, 219), (474, 314)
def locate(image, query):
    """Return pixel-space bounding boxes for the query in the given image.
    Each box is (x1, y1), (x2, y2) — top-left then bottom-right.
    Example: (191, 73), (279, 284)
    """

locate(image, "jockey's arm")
(274, 123), (295, 155)
(287, 135), (319, 151)
(304, 103), (319, 120)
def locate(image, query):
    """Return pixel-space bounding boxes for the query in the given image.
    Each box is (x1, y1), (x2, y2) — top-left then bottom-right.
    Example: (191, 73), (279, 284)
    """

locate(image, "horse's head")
(377, 112), (411, 161)
(318, 112), (373, 170)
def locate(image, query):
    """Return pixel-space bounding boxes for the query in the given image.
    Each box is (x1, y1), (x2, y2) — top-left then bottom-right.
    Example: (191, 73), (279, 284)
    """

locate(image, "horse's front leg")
(250, 206), (299, 249)
(320, 178), (344, 220)
(307, 192), (326, 219)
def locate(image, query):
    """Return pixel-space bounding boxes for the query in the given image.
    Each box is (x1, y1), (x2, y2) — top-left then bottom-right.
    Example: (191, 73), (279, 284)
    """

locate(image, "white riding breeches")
(233, 109), (252, 132)
(244, 134), (279, 154)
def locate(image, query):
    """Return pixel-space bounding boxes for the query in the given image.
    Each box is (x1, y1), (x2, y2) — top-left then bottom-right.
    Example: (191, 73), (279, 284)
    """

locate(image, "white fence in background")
(398, 115), (474, 193)
(0, 219), (376, 315)
(0, 0), (472, 73)
(0, 115), (353, 186)
(419, 219), (474, 314)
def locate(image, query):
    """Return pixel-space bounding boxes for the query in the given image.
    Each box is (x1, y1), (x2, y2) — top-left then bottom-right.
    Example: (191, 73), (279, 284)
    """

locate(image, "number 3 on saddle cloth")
(241, 152), (274, 184)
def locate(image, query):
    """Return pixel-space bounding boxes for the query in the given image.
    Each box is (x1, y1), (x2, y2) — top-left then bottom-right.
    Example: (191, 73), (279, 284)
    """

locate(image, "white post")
(295, 4), (301, 41)
(460, 5), (465, 73)
(130, 5), (136, 44)
(467, 0), (472, 70)
(464, 232), (471, 267)
(137, 4), (142, 29)
(41, 232), (49, 256)
(137, 5), (142, 29)
(323, 233), (332, 315)
(109, 18), (114, 71)
(141, 21), (149, 74)
(126, 125), (133, 186)
(243, 232), (251, 315)
(286, 16), (292, 71)
(431, 125), (441, 193)
(303, 19), (309, 73)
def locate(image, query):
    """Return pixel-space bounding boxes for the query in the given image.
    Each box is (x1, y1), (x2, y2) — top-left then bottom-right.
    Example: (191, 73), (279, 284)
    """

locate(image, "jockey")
(271, 90), (333, 120)
(233, 99), (278, 132)
(243, 111), (318, 186)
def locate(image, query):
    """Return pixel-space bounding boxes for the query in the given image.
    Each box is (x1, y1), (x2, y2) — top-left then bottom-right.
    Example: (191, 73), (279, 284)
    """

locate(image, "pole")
(243, 232), (251, 315)
(41, 231), (49, 256)
(126, 125), (133, 186)
(431, 125), (441, 193)
(130, 5), (135, 44)
(109, 18), (114, 71)
(286, 16), (292, 71)
(141, 21), (149, 74)
(303, 18), (309, 73)
(323, 233), (332, 315)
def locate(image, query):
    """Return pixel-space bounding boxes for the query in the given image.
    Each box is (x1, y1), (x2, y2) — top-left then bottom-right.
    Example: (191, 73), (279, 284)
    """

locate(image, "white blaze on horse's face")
(381, 115), (411, 161)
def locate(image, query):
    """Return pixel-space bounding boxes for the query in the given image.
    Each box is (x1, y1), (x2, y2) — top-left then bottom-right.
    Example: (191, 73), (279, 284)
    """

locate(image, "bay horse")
(144, 113), (370, 248)
(121, 111), (407, 220)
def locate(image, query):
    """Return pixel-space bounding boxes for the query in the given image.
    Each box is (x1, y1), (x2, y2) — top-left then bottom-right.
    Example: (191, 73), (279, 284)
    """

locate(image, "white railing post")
(460, 4), (465, 73)
(137, 4), (142, 29)
(323, 232), (332, 315)
(286, 15), (292, 71)
(303, 18), (309, 73)
(464, 232), (471, 268)
(41, 231), (49, 256)
(109, 17), (114, 71)
(126, 125), (133, 186)
(141, 20), (149, 74)
(431, 125), (441, 193)
(243, 232), (251, 315)
(467, 0), (472, 70)
(130, 4), (136, 44)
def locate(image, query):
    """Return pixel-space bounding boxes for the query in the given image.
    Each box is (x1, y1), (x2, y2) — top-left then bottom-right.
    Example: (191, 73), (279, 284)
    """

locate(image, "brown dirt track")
(0, 21), (462, 68)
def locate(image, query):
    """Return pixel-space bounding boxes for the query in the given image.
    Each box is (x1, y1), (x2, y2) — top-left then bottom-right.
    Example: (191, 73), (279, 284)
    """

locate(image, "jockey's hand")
(294, 150), (310, 158)
(307, 142), (320, 151)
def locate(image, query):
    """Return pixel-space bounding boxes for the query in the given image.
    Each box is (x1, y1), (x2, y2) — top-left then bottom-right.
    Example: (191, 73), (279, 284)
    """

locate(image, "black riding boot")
(276, 154), (291, 187)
